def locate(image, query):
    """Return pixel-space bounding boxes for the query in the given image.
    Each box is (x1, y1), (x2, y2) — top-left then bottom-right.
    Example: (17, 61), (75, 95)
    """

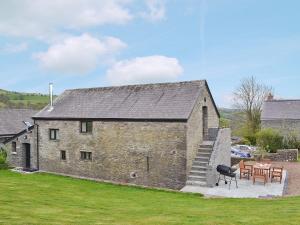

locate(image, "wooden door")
(24, 144), (31, 168)
(202, 106), (208, 140)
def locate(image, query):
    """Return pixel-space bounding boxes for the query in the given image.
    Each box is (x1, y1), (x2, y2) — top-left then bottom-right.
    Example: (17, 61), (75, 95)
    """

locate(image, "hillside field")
(0, 89), (50, 109)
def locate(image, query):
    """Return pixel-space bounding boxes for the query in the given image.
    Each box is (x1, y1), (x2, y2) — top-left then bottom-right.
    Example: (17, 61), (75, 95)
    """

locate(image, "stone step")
(190, 170), (207, 176)
(200, 141), (214, 148)
(198, 147), (213, 152)
(199, 145), (213, 149)
(202, 140), (214, 145)
(194, 156), (209, 162)
(193, 161), (208, 167)
(191, 165), (207, 171)
(197, 152), (211, 157)
(186, 180), (207, 186)
(187, 175), (206, 182)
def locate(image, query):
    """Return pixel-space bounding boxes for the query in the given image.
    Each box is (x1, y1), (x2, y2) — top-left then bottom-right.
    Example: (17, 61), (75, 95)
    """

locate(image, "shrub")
(256, 129), (283, 153)
(282, 132), (300, 150)
(244, 135), (257, 146)
(219, 117), (230, 128)
(0, 163), (8, 170)
(0, 147), (7, 165)
(237, 137), (251, 145)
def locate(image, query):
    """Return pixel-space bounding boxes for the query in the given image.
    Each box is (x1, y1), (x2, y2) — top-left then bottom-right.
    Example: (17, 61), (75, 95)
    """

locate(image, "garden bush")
(0, 147), (8, 169)
(282, 132), (300, 149)
(256, 128), (283, 153)
(244, 134), (257, 146)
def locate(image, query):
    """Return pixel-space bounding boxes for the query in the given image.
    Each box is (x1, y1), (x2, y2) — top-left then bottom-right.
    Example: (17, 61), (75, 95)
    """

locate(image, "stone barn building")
(262, 97), (300, 139)
(4, 80), (231, 190)
(0, 109), (36, 169)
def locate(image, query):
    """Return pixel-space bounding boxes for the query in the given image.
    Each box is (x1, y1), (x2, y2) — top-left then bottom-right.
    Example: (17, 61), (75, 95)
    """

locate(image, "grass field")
(0, 170), (300, 225)
(0, 89), (50, 109)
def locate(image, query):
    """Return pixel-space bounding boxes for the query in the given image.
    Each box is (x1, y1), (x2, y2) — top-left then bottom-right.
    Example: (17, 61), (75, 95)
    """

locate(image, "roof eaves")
(205, 80), (220, 118)
(32, 117), (188, 122)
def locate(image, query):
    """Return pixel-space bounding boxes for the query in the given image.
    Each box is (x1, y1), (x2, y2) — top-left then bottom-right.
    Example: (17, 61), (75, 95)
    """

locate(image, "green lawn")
(0, 171), (300, 225)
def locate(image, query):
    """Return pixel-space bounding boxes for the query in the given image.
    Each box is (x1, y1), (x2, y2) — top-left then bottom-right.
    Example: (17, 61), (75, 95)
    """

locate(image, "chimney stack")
(267, 93), (274, 101)
(48, 83), (54, 111)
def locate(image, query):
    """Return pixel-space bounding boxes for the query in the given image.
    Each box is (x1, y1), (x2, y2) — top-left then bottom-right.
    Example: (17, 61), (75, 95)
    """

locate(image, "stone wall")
(5, 130), (37, 169)
(231, 149), (298, 166)
(206, 128), (231, 187)
(186, 86), (219, 175)
(262, 119), (300, 139)
(264, 149), (298, 162)
(36, 120), (187, 190)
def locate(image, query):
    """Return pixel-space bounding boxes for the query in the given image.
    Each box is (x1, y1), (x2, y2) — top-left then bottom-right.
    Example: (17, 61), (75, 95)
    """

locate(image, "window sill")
(11, 152), (17, 155)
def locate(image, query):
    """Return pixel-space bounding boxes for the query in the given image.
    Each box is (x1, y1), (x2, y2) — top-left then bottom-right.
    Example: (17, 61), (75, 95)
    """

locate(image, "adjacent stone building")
(0, 109), (37, 169)
(261, 97), (300, 139)
(5, 80), (227, 190)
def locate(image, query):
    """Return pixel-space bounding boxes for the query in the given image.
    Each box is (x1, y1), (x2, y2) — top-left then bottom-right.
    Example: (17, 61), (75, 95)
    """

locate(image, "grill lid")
(217, 164), (232, 174)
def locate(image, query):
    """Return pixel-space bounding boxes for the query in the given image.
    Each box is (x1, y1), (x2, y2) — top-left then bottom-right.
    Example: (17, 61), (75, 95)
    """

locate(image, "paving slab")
(181, 170), (287, 198)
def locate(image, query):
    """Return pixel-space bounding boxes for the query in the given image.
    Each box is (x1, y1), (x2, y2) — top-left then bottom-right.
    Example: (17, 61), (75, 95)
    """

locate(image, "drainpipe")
(48, 82), (54, 111)
(34, 120), (40, 170)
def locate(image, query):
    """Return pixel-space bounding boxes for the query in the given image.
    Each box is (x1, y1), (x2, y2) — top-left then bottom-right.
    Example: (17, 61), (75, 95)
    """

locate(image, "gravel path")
(271, 161), (300, 196)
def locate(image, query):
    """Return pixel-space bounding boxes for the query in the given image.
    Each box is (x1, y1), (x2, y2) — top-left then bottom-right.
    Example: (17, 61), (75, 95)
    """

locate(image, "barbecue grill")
(216, 165), (238, 189)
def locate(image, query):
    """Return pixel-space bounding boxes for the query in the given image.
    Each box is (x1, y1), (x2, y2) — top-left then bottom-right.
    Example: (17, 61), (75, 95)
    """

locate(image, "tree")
(219, 117), (230, 128)
(234, 76), (273, 136)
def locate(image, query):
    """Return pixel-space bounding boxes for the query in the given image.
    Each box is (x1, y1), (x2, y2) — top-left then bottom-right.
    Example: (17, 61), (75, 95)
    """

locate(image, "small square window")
(80, 121), (93, 133)
(50, 129), (59, 140)
(12, 142), (17, 153)
(80, 151), (92, 160)
(61, 150), (66, 160)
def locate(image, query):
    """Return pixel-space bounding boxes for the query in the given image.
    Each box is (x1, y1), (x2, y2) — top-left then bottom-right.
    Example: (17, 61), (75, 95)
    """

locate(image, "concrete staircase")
(186, 141), (214, 187)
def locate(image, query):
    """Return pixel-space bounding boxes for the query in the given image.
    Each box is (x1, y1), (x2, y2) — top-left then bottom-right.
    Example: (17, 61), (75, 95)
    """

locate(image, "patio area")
(181, 161), (288, 198)
(182, 170), (287, 198)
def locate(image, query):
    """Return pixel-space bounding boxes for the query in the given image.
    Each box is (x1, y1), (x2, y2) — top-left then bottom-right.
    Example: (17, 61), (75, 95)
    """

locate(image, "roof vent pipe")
(48, 83), (54, 111)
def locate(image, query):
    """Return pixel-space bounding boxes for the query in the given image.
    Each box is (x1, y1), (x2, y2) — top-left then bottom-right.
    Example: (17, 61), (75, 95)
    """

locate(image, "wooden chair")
(271, 166), (283, 184)
(239, 160), (251, 180)
(253, 168), (268, 185)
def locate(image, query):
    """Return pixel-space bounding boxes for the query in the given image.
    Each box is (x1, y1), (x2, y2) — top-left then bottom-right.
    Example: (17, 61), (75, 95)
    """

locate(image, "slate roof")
(0, 109), (37, 136)
(34, 80), (219, 120)
(261, 100), (300, 120)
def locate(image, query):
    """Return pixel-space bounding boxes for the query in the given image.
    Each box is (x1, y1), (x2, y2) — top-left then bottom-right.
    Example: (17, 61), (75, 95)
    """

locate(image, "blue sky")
(0, 0), (299, 107)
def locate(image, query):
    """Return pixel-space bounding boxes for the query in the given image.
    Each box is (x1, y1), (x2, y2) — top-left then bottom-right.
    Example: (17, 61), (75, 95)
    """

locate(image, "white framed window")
(80, 121), (93, 133)
(80, 151), (92, 160)
(50, 129), (59, 140)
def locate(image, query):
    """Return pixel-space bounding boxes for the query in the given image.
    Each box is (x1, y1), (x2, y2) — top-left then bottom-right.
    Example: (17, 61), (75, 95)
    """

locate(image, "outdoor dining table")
(244, 161), (272, 178)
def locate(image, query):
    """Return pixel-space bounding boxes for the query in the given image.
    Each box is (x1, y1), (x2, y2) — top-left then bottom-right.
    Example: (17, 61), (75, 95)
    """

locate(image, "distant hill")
(219, 108), (246, 136)
(219, 108), (243, 121)
(0, 89), (50, 110)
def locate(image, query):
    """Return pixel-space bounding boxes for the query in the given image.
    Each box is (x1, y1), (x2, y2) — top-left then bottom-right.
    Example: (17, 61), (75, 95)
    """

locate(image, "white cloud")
(0, 0), (133, 42)
(35, 34), (127, 74)
(0, 0), (167, 42)
(106, 55), (183, 85)
(0, 42), (28, 53)
(141, 0), (166, 21)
